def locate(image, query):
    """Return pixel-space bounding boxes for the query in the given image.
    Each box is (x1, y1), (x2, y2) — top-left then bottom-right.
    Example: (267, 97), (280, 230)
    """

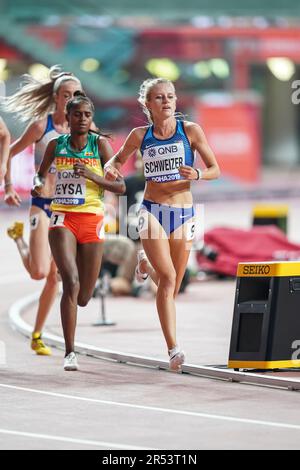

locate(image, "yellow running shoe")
(31, 332), (52, 356)
(7, 221), (24, 241)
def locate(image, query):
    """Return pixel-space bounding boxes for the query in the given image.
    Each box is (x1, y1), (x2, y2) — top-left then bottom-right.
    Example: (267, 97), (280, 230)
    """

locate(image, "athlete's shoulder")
(43, 137), (59, 156)
(97, 135), (113, 155)
(56, 132), (68, 142)
(18, 118), (47, 144)
(131, 125), (149, 136)
(131, 126), (149, 142)
(48, 136), (60, 146)
(181, 120), (205, 139)
(30, 118), (48, 137)
(133, 125), (149, 132)
(181, 120), (200, 131)
(53, 134), (68, 149)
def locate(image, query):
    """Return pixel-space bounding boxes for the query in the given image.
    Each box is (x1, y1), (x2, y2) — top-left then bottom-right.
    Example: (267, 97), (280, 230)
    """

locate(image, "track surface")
(1, 203), (300, 450)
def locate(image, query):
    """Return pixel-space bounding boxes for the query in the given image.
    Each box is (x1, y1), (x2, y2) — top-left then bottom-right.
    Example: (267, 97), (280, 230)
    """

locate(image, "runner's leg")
(49, 227), (79, 356)
(76, 242), (104, 307)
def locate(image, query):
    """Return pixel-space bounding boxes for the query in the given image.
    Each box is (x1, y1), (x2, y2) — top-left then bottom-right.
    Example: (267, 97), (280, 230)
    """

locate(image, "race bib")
(30, 214), (40, 231)
(53, 170), (86, 206)
(143, 142), (184, 183)
(137, 209), (149, 234)
(186, 221), (196, 241)
(50, 212), (66, 228)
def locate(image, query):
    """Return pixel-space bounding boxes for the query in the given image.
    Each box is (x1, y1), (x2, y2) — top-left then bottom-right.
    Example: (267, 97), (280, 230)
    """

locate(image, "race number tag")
(186, 221), (196, 241)
(30, 214), (40, 231)
(137, 209), (149, 234)
(143, 142), (185, 183)
(50, 212), (66, 228)
(53, 170), (86, 206)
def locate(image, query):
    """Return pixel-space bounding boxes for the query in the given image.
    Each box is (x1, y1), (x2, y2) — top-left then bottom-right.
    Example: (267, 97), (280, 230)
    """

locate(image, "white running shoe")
(64, 352), (79, 371)
(135, 250), (149, 283)
(169, 345), (185, 371)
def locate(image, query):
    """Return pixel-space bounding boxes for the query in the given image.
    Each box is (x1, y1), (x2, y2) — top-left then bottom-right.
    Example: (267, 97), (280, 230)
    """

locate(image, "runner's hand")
(179, 165), (198, 180)
(31, 186), (42, 198)
(73, 161), (93, 180)
(104, 163), (123, 181)
(4, 185), (22, 206)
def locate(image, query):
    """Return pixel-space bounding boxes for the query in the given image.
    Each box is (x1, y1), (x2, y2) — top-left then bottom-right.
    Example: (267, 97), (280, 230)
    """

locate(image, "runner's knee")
(30, 268), (49, 280)
(62, 275), (80, 298)
(158, 269), (176, 292)
(46, 270), (59, 287)
(77, 292), (91, 307)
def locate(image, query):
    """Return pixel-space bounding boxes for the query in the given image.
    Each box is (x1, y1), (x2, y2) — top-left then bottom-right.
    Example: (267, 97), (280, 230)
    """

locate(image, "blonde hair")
(1, 65), (81, 122)
(138, 78), (176, 124)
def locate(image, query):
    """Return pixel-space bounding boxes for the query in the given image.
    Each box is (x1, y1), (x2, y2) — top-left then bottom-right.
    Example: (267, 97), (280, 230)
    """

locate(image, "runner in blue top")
(104, 77), (220, 371)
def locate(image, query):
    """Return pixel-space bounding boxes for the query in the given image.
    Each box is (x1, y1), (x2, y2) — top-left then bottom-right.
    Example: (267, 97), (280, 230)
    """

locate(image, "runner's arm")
(104, 128), (142, 181)
(179, 122), (220, 181)
(4, 119), (46, 205)
(31, 139), (56, 197)
(73, 137), (126, 194)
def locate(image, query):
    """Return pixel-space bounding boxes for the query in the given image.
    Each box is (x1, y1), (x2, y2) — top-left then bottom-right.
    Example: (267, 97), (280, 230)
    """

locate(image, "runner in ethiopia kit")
(31, 91), (125, 371)
(2, 66), (83, 356)
(104, 78), (220, 371)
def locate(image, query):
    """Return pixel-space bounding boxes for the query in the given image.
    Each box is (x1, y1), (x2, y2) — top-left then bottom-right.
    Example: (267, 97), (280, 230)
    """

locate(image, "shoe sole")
(64, 366), (79, 371)
(34, 351), (52, 356)
(31, 343), (52, 356)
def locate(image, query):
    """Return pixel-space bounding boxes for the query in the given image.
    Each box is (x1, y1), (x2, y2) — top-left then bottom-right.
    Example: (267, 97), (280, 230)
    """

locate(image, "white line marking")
(0, 428), (151, 450)
(0, 383), (300, 432)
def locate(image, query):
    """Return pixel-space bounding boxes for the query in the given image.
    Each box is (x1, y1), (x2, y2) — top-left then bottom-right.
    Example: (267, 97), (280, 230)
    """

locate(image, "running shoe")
(64, 352), (79, 371)
(31, 332), (52, 356)
(7, 221), (24, 240)
(135, 250), (149, 283)
(169, 345), (185, 371)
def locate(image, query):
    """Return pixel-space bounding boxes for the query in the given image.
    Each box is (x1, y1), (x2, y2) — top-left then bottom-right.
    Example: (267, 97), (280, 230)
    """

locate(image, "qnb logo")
(158, 145), (178, 155)
(0, 341), (7, 367)
(291, 80), (300, 105)
(243, 265), (271, 275)
(148, 148), (156, 158)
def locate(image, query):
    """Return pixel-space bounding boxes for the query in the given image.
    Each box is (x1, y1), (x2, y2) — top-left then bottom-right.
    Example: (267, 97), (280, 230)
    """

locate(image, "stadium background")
(1, 0), (300, 201)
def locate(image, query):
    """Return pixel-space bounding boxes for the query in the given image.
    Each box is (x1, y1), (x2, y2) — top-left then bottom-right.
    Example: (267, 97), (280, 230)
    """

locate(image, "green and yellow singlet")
(51, 133), (104, 215)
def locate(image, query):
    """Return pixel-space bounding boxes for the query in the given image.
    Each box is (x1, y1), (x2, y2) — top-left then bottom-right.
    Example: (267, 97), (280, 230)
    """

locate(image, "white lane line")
(0, 383), (300, 432)
(0, 428), (151, 450)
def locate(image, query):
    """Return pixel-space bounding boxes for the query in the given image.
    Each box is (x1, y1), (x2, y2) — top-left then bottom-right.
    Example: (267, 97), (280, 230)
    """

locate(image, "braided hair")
(66, 91), (111, 138)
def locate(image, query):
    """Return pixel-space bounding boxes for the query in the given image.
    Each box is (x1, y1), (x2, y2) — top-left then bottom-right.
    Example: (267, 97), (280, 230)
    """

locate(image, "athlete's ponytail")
(1, 65), (81, 122)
